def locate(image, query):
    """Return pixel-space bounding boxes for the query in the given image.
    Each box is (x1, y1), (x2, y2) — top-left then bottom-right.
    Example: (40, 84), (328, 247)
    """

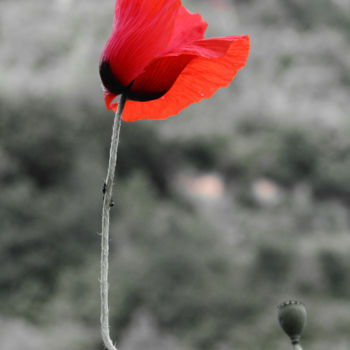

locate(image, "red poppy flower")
(99, 0), (250, 122)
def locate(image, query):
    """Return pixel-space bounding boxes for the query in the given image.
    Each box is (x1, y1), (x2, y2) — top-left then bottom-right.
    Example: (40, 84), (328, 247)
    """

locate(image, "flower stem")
(100, 95), (127, 350)
(293, 343), (303, 350)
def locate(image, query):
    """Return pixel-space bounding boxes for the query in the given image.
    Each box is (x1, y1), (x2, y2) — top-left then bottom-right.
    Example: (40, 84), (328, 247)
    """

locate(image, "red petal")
(122, 5), (209, 102)
(104, 90), (117, 110)
(127, 37), (237, 102)
(121, 35), (250, 121)
(166, 5), (207, 50)
(101, 0), (181, 87)
(127, 55), (194, 101)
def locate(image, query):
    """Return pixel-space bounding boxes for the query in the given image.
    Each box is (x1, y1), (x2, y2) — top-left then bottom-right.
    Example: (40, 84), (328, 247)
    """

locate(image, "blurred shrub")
(281, 0), (350, 35)
(47, 174), (259, 349)
(319, 250), (350, 298)
(251, 243), (293, 284)
(1, 0), (350, 349)
(2, 93), (350, 349)
(179, 136), (227, 171)
(266, 127), (319, 185)
(313, 138), (350, 202)
(221, 118), (350, 205)
(0, 96), (185, 318)
(223, 119), (320, 186)
(0, 97), (75, 187)
(117, 123), (180, 194)
(107, 175), (258, 349)
(0, 98), (101, 318)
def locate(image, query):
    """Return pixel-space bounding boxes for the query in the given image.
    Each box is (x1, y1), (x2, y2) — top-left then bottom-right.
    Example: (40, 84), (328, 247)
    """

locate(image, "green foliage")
(1, 1), (350, 348)
(252, 244), (293, 284)
(319, 250), (350, 298)
(179, 136), (227, 171)
(2, 91), (350, 349)
(221, 119), (350, 204)
(0, 98), (101, 318)
(281, 0), (350, 35)
(112, 175), (249, 347)
(117, 124), (180, 194)
(0, 87), (350, 348)
(0, 98), (75, 187)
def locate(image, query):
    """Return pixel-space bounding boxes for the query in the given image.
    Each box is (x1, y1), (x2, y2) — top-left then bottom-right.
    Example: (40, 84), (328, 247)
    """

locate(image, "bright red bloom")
(99, 0), (250, 122)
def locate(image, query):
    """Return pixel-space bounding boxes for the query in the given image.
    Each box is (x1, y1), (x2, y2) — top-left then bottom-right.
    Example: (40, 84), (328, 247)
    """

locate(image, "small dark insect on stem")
(102, 182), (107, 195)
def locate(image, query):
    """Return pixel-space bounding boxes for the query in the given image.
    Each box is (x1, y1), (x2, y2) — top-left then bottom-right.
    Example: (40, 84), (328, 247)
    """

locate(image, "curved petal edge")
(120, 35), (250, 121)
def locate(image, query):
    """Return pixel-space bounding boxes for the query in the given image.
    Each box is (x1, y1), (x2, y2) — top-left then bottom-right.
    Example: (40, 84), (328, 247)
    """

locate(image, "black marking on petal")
(126, 89), (167, 102)
(99, 60), (126, 95)
(99, 60), (167, 102)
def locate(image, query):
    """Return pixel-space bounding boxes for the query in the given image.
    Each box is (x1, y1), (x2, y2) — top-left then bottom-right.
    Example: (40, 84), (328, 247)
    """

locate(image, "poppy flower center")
(99, 60), (128, 96)
(100, 50), (198, 103)
(99, 60), (168, 102)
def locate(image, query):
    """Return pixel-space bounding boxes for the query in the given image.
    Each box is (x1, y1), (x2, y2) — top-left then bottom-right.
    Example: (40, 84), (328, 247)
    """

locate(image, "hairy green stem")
(100, 95), (126, 350)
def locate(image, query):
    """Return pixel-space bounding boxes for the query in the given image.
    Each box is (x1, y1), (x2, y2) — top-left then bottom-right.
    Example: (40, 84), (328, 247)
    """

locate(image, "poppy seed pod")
(278, 300), (307, 345)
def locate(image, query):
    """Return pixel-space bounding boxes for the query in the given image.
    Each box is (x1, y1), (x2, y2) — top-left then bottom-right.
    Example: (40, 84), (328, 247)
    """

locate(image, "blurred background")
(1, 0), (350, 349)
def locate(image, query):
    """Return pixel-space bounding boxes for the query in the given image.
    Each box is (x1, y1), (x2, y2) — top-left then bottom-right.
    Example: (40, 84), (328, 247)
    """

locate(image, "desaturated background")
(1, 0), (350, 349)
